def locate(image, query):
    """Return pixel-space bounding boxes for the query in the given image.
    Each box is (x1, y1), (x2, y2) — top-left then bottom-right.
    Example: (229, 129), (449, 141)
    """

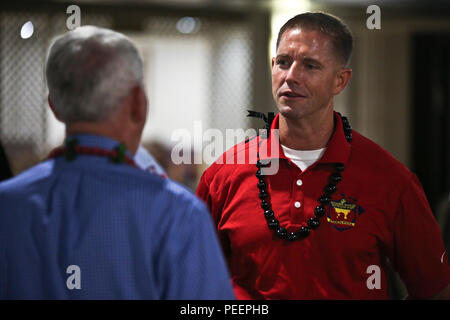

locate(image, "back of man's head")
(46, 26), (143, 123)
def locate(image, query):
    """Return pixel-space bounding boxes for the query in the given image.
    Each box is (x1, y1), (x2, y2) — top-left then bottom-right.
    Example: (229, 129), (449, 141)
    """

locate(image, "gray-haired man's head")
(46, 26), (144, 123)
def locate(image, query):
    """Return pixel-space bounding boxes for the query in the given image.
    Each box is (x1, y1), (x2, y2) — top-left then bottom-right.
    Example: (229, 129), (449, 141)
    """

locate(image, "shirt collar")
(65, 133), (134, 158)
(258, 111), (351, 165)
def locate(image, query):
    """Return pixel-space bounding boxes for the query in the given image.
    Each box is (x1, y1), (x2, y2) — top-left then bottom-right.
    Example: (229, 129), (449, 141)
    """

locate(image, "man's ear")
(333, 68), (352, 96)
(48, 96), (63, 121)
(128, 85), (148, 126)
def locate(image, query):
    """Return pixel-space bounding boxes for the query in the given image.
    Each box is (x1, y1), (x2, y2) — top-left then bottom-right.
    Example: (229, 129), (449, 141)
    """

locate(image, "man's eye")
(306, 64), (317, 70)
(276, 59), (288, 66)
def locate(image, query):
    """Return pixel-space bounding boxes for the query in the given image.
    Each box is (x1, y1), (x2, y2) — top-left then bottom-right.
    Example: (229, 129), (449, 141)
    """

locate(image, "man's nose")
(285, 62), (302, 85)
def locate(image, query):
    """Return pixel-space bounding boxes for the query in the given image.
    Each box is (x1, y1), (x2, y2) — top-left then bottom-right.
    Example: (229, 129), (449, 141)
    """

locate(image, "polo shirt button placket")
(292, 175), (305, 233)
(294, 177), (303, 209)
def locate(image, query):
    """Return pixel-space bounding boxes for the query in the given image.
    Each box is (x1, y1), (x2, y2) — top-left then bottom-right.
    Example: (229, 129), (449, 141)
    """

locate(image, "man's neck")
(66, 122), (139, 155)
(278, 108), (335, 151)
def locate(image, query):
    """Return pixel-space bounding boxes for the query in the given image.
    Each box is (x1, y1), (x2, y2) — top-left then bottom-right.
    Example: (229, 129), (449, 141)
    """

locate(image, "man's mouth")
(280, 91), (306, 98)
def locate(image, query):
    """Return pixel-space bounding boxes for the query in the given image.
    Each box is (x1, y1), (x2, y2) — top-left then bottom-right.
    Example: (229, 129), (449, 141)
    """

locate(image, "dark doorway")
(412, 33), (450, 215)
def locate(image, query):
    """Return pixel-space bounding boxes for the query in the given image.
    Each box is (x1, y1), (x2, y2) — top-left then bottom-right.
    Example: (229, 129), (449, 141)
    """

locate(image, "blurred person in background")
(0, 26), (234, 299)
(196, 12), (450, 299)
(142, 140), (200, 191)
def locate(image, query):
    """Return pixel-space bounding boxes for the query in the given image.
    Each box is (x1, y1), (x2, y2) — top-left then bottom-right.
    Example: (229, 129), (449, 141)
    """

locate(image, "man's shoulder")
(0, 158), (196, 203)
(91, 161), (204, 211)
(351, 130), (415, 181)
(0, 159), (207, 223)
(92, 161), (207, 215)
(163, 178), (207, 209)
(0, 160), (54, 195)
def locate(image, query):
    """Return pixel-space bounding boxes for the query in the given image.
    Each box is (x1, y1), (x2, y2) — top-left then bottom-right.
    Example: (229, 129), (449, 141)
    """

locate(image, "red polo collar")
(258, 111), (351, 165)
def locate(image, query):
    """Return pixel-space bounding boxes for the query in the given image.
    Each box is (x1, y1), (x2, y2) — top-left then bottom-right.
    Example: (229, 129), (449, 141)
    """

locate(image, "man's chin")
(277, 104), (305, 119)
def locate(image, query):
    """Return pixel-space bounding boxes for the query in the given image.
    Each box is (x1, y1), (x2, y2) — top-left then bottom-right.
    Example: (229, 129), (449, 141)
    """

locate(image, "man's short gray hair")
(46, 26), (144, 122)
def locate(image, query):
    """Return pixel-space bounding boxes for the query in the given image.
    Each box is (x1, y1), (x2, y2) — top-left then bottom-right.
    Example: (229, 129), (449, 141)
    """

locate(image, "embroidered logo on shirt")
(327, 194), (365, 231)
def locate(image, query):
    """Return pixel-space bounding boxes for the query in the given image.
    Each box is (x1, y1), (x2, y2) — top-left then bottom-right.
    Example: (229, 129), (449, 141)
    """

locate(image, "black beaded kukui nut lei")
(247, 110), (352, 241)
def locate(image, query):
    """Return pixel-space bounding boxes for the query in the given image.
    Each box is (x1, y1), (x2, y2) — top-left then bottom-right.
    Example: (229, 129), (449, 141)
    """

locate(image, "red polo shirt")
(196, 112), (450, 299)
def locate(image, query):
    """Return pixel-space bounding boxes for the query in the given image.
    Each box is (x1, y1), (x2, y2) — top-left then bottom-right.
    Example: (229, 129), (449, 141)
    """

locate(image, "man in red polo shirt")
(196, 12), (450, 299)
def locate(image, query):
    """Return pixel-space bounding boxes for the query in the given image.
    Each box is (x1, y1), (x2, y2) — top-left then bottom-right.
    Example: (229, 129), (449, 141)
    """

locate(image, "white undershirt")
(281, 145), (326, 171)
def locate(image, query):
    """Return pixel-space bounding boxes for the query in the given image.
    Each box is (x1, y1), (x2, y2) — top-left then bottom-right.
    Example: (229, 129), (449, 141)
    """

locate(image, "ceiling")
(3, 0), (450, 15)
